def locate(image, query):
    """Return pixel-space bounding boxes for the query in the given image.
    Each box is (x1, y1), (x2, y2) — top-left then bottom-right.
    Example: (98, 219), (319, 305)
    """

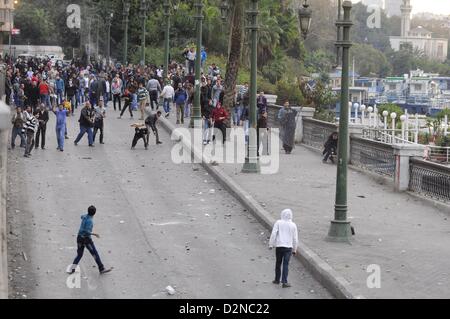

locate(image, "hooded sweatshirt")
(269, 209), (298, 250)
(78, 214), (94, 238)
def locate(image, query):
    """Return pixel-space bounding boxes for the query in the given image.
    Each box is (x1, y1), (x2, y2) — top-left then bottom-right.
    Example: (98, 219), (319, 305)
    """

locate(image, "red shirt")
(212, 106), (228, 124)
(39, 83), (49, 95)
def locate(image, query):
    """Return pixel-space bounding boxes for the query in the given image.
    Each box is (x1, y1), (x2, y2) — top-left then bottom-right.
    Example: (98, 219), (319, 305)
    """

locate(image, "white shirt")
(269, 209), (298, 250)
(161, 85), (175, 99)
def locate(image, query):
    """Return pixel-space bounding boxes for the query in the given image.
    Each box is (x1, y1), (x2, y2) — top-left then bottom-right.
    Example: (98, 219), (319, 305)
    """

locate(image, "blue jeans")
(56, 125), (65, 150)
(11, 127), (26, 148)
(57, 90), (64, 105)
(234, 105), (243, 125)
(275, 247), (292, 284)
(74, 125), (94, 145)
(163, 98), (172, 114)
(40, 94), (51, 109)
(73, 236), (104, 272)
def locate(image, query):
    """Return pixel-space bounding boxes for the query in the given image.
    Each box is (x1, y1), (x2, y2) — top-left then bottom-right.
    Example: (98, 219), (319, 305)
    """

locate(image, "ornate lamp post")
(122, 0), (131, 65)
(190, 0), (204, 129)
(298, 0), (312, 40)
(242, 0), (260, 173)
(220, 0), (230, 21)
(140, 0), (150, 66)
(163, 0), (171, 80)
(105, 11), (114, 66)
(327, 1), (354, 242)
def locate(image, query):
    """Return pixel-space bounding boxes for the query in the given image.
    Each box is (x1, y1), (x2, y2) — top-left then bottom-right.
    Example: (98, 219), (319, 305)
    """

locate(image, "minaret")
(401, 0), (412, 37)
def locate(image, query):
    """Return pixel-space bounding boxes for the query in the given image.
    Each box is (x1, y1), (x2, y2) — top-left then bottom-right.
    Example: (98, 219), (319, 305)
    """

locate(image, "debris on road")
(166, 286), (176, 295)
(22, 252), (28, 262)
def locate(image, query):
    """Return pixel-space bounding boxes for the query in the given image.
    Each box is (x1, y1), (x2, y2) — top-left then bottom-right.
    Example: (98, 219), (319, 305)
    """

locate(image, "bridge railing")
(409, 159), (450, 203)
(350, 136), (396, 178)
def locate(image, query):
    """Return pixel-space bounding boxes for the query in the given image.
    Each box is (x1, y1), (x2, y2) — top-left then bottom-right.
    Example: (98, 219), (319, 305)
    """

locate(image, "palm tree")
(223, 0), (245, 114)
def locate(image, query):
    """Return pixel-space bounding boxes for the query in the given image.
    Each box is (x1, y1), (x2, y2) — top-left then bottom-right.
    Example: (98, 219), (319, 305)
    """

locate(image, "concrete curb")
(159, 118), (363, 299)
(0, 100), (10, 299)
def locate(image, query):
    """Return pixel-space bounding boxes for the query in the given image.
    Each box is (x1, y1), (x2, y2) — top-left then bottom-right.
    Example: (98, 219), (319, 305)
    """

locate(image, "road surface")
(6, 106), (331, 299)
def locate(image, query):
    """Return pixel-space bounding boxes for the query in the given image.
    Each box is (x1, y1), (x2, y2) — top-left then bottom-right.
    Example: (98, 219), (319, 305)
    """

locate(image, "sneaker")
(330, 157), (335, 164)
(165, 113), (170, 118)
(282, 283), (291, 288)
(117, 116), (122, 119)
(89, 144), (95, 147)
(156, 141), (162, 145)
(60, 149), (64, 152)
(322, 159), (327, 163)
(23, 154), (29, 158)
(99, 267), (113, 275)
(272, 280), (280, 285)
(74, 142), (78, 146)
(41, 147), (45, 150)
(65, 136), (69, 140)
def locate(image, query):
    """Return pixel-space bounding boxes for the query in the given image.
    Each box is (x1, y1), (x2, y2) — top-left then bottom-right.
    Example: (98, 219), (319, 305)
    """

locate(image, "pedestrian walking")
(67, 206), (112, 275)
(137, 82), (149, 120)
(118, 88), (134, 119)
(160, 81), (175, 118)
(174, 83), (187, 125)
(112, 74), (123, 111)
(146, 76), (162, 111)
(10, 106), (26, 149)
(278, 101), (298, 154)
(53, 103), (68, 152)
(93, 102), (106, 144)
(22, 106), (39, 158)
(74, 102), (95, 147)
(269, 209), (298, 288)
(34, 104), (49, 150)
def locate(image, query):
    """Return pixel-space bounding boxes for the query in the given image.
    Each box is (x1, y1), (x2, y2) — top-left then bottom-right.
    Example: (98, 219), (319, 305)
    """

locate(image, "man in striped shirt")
(137, 82), (149, 120)
(22, 106), (39, 158)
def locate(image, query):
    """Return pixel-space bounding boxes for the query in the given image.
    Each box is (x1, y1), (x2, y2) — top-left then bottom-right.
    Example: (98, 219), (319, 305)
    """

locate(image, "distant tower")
(400, 0), (412, 37)
(385, 0), (402, 17)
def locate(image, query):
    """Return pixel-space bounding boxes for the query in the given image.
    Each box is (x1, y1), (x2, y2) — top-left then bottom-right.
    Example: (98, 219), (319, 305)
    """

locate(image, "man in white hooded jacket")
(269, 209), (298, 288)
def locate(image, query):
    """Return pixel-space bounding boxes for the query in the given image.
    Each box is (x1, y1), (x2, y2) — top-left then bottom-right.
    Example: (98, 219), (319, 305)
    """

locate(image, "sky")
(353, 0), (450, 15)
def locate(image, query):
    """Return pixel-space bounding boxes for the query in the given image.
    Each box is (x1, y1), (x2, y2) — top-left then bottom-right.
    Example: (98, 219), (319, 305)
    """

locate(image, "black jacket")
(79, 108), (94, 128)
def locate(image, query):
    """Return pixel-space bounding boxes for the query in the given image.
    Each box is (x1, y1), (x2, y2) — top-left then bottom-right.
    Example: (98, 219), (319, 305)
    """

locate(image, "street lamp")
(105, 11), (114, 67)
(163, 0), (171, 81)
(327, 1), (353, 242)
(242, 0), (260, 174)
(298, 0), (312, 40)
(140, 0), (150, 66)
(189, 0), (204, 129)
(122, 0), (131, 66)
(220, 0), (230, 21)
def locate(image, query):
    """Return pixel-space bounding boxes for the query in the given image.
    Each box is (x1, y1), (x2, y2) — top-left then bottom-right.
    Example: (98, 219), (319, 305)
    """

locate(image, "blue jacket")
(55, 78), (65, 92)
(78, 214), (94, 238)
(201, 50), (207, 63)
(174, 89), (187, 105)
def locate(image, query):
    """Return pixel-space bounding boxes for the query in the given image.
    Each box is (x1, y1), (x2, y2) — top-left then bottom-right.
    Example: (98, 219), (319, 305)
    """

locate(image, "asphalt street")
(6, 104), (331, 299)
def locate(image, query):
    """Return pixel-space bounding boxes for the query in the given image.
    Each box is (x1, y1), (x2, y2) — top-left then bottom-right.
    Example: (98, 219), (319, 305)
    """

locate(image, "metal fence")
(409, 159), (450, 203)
(302, 118), (338, 151)
(427, 146), (450, 165)
(350, 136), (396, 178)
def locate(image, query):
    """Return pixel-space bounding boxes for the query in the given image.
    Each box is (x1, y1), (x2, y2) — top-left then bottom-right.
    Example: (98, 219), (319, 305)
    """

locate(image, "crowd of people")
(5, 44), (305, 158)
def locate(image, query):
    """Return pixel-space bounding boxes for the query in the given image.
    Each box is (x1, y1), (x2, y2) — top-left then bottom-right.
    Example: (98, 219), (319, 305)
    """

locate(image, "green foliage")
(351, 44), (392, 77)
(275, 80), (303, 106)
(377, 103), (404, 117)
(314, 108), (336, 123)
(435, 109), (450, 121)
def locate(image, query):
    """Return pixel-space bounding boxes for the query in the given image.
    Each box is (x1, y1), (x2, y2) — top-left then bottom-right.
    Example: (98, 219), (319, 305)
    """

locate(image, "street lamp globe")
(400, 114), (407, 122)
(298, 0), (312, 40)
(353, 103), (359, 110)
(220, 0), (230, 21)
(390, 112), (397, 119)
(360, 104), (366, 111)
(382, 110), (389, 117)
(367, 106), (374, 113)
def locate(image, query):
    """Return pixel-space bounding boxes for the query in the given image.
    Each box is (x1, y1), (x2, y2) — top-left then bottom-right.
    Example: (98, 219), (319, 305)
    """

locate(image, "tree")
(223, 0), (245, 113)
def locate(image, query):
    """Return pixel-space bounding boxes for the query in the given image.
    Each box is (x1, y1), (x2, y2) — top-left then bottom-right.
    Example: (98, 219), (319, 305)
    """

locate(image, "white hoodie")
(269, 209), (298, 251)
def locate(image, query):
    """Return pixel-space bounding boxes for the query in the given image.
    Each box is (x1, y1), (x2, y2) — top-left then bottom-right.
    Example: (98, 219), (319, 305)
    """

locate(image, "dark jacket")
(79, 107), (94, 128)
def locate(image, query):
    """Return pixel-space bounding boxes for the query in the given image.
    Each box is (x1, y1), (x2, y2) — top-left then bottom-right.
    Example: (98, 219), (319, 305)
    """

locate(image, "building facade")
(389, 0), (448, 62)
(0, 0), (14, 33)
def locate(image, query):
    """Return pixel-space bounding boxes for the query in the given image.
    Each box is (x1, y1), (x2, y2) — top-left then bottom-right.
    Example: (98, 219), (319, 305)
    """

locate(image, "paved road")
(6, 106), (330, 299)
(219, 144), (450, 299)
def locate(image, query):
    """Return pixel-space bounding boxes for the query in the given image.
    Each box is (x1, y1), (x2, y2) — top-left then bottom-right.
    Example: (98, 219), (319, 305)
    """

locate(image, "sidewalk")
(162, 115), (450, 298)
